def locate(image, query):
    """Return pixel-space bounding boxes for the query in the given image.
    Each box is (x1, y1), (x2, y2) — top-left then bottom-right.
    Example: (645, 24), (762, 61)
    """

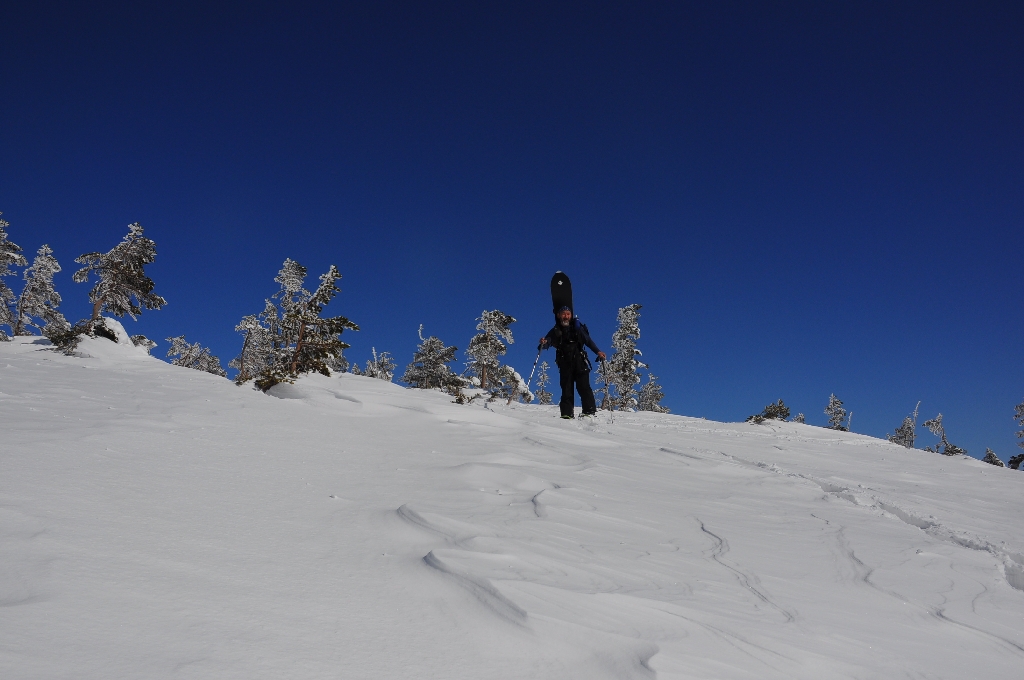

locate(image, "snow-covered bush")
(364, 347), (396, 382)
(982, 449), (1004, 467)
(922, 414), (966, 456)
(887, 402), (919, 449)
(637, 372), (669, 413)
(1009, 454), (1024, 470)
(166, 335), (227, 377)
(401, 325), (464, 393)
(747, 399), (789, 424)
(793, 413), (806, 423)
(130, 335), (157, 354)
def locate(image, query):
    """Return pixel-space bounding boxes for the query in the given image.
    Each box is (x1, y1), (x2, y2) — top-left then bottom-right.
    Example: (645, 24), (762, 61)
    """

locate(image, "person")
(539, 306), (606, 418)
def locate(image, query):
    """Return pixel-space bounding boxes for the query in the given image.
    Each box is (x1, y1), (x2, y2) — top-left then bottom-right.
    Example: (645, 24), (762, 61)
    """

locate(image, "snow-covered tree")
(130, 335), (157, 354)
(1015, 399), (1024, 451)
(747, 399), (788, 424)
(401, 325), (464, 393)
(465, 310), (515, 390)
(73, 222), (166, 321)
(0, 213), (28, 339)
(922, 413), (966, 456)
(604, 303), (645, 411)
(982, 448), (1004, 467)
(488, 364), (532, 404)
(349, 362), (364, 376)
(229, 304), (275, 385)
(364, 347), (396, 381)
(886, 402), (919, 449)
(1009, 454), (1024, 470)
(13, 245), (68, 336)
(231, 259), (358, 391)
(534, 361), (553, 405)
(166, 335), (227, 376)
(638, 372), (669, 413)
(825, 394), (848, 431)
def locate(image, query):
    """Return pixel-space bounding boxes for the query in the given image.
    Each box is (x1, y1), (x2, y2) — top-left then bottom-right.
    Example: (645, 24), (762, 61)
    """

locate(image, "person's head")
(558, 307), (572, 326)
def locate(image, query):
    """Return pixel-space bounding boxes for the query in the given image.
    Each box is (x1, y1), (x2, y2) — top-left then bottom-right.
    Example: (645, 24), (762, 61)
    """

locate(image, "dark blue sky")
(2, 2), (1022, 457)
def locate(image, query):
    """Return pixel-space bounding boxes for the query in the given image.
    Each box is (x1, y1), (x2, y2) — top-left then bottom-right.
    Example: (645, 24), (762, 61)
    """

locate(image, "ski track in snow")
(1, 329), (1024, 679)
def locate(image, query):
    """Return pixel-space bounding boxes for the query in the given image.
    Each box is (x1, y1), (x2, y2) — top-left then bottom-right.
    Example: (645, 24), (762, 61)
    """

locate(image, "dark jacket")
(543, 319), (602, 372)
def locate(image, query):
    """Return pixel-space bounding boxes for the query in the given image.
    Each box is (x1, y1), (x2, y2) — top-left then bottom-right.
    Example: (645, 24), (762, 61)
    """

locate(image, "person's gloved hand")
(597, 351), (606, 361)
(539, 337), (548, 348)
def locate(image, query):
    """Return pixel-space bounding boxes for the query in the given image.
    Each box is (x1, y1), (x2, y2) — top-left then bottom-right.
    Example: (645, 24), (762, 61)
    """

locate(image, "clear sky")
(1, 2), (1021, 458)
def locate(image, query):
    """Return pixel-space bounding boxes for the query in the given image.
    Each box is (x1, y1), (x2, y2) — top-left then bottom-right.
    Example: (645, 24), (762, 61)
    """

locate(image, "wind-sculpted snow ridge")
(1, 331), (1023, 679)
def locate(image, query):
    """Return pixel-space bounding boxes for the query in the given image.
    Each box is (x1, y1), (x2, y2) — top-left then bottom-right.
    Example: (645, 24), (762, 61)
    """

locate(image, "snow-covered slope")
(2, 329), (1023, 679)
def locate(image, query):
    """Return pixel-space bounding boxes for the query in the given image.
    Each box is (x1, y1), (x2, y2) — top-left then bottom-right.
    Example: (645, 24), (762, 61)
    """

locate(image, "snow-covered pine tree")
(364, 347), (396, 381)
(349, 362), (364, 376)
(1008, 454), (1024, 470)
(825, 394), (848, 431)
(401, 325), (464, 393)
(1015, 399), (1024, 451)
(465, 310), (515, 390)
(922, 413), (966, 456)
(246, 259), (359, 391)
(886, 402), (920, 449)
(489, 364), (532, 404)
(534, 361), (553, 405)
(793, 413), (806, 423)
(982, 448), (1004, 467)
(13, 244), (68, 336)
(747, 399), (790, 424)
(0, 213), (28, 339)
(166, 335), (227, 376)
(637, 372), (669, 413)
(73, 222), (166, 322)
(605, 303), (645, 411)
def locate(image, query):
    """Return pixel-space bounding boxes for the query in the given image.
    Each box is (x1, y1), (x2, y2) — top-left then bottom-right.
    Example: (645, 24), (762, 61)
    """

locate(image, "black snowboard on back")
(550, 271), (573, 323)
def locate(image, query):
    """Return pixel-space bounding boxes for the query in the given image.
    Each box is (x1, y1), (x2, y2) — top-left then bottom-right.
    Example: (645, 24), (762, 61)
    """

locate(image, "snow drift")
(2, 326), (1023, 679)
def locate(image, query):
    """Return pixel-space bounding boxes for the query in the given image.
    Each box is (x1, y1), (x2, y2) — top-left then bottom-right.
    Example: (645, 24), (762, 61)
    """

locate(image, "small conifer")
(534, 361), (553, 405)
(605, 304), (645, 411)
(637, 372), (670, 413)
(825, 394), (849, 431)
(922, 413), (966, 456)
(982, 448), (1004, 467)
(364, 347), (396, 381)
(401, 325), (464, 393)
(465, 310), (515, 390)
(887, 402), (920, 449)
(0, 214), (28, 338)
(13, 245), (67, 336)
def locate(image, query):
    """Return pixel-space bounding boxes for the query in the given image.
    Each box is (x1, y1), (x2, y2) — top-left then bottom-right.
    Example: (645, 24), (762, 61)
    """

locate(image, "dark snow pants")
(559, 368), (596, 418)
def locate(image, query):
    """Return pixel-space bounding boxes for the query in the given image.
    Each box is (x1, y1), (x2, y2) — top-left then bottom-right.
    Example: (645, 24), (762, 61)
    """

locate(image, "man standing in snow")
(540, 307), (606, 419)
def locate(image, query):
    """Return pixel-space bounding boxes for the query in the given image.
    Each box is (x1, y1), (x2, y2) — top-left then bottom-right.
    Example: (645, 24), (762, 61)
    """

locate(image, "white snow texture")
(2, 325), (1023, 679)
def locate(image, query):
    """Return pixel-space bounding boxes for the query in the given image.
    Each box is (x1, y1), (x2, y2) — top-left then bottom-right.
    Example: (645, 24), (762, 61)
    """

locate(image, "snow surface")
(2, 324), (1023, 679)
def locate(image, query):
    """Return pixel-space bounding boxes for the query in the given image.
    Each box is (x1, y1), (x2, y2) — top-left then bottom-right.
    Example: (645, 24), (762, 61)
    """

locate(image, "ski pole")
(524, 347), (543, 391)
